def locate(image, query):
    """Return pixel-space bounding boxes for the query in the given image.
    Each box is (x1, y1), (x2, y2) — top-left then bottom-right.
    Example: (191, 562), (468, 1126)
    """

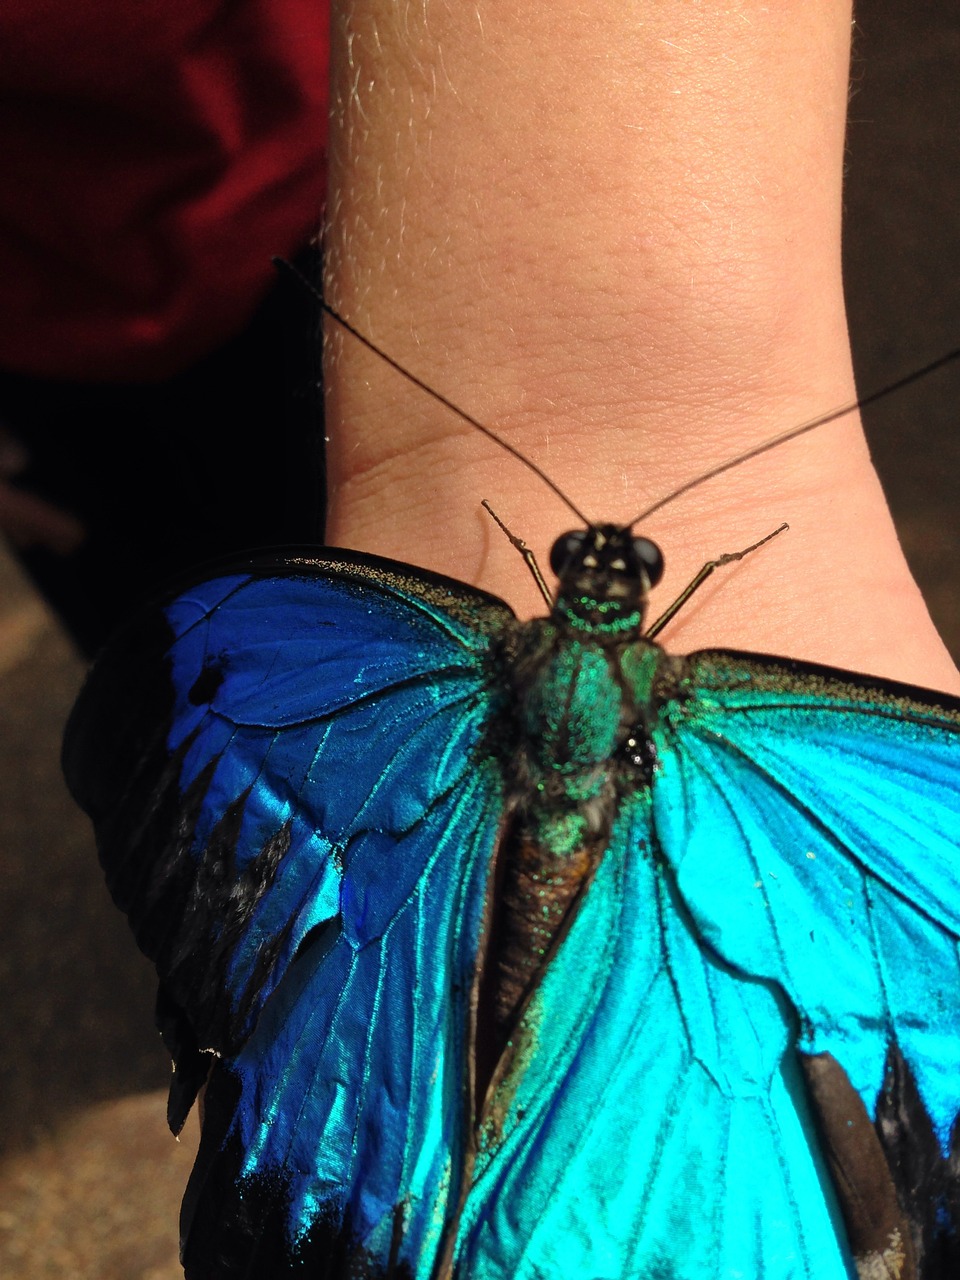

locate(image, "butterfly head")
(549, 525), (664, 631)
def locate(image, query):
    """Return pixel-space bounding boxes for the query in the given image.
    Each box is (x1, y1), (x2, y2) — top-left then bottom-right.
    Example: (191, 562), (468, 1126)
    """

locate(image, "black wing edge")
(61, 590), (299, 1132)
(62, 601), (215, 1129)
(180, 1066), (414, 1279)
(86, 541), (516, 639)
(62, 595), (178, 829)
(684, 648), (960, 723)
(800, 1045), (960, 1280)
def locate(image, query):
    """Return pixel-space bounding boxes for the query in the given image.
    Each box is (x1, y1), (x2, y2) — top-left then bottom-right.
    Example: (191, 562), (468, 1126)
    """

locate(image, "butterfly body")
(63, 526), (960, 1280)
(479, 525), (670, 1048)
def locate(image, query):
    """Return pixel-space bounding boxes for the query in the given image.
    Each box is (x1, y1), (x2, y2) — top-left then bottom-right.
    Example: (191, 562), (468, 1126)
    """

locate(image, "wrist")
(323, 0), (959, 693)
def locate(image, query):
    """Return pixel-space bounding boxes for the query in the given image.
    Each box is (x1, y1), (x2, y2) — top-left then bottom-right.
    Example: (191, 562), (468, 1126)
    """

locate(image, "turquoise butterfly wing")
(450, 657), (960, 1280)
(63, 548), (960, 1278)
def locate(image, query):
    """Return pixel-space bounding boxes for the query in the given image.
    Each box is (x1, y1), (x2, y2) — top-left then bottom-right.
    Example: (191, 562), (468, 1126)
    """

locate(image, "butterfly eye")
(550, 531), (588, 576)
(632, 537), (665, 587)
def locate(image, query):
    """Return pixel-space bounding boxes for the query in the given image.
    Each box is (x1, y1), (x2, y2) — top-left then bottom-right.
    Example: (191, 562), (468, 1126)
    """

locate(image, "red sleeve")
(0, 0), (329, 382)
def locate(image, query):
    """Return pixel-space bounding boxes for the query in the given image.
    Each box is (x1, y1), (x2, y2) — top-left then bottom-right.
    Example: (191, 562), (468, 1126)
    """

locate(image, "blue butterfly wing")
(63, 549), (516, 1278)
(649, 650), (960, 1273)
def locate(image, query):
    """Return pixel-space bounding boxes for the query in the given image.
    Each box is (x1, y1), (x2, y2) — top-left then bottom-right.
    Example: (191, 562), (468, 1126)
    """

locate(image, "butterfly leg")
(644, 522), (788, 639)
(481, 499), (554, 607)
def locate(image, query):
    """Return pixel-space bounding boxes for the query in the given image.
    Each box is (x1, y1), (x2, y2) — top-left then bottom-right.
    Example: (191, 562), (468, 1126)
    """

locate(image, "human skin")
(322, 0), (960, 695)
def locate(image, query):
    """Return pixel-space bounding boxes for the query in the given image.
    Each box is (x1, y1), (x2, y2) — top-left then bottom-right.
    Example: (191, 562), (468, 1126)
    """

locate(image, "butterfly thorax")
(507, 523), (668, 858)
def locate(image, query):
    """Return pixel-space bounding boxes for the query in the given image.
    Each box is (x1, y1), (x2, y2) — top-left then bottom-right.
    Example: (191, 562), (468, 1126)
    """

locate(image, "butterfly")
(62, 322), (960, 1280)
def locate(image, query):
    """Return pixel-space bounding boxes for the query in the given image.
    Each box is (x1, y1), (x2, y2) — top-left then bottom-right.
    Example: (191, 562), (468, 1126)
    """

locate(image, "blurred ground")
(0, 1093), (198, 1280)
(0, 7), (958, 1279)
(0, 553), (200, 1280)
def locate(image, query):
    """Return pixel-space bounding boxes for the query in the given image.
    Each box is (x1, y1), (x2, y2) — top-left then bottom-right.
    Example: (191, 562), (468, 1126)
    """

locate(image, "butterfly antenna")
(274, 259), (959, 535)
(630, 346), (960, 525)
(273, 259), (590, 524)
(320, 301), (592, 527)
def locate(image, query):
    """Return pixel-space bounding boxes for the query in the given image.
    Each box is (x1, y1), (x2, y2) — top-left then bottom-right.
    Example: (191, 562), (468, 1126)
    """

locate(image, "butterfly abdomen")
(485, 832), (598, 1031)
